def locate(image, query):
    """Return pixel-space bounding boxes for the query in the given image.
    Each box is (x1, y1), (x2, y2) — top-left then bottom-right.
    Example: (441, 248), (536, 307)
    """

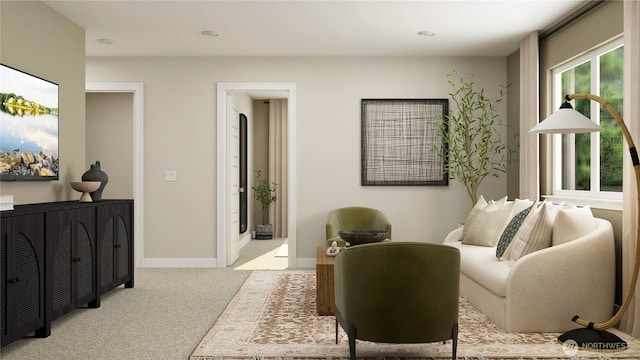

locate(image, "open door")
(227, 94), (240, 265)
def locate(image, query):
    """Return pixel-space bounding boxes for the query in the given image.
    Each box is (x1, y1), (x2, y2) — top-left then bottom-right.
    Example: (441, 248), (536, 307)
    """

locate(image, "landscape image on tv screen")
(0, 64), (59, 180)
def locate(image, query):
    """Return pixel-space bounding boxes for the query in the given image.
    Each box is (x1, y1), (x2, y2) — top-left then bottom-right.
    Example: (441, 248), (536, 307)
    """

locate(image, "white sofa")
(444, 217), (615, 333)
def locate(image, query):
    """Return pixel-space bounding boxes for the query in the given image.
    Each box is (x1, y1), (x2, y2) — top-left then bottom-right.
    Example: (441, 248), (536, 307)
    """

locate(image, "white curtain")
(620, 0), (640, 338)
(268, 99), (288, 238)
(519, 31), (540, 201)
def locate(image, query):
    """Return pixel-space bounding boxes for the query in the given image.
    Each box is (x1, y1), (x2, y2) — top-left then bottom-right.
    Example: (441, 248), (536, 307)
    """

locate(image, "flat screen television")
(0, 64), (59, 181)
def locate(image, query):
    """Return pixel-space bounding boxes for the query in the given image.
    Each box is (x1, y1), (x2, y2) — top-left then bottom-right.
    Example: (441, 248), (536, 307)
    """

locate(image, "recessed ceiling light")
(200, 30), (220, 37)
(417, 31), (436, 37)
(96, 38), (114, 45)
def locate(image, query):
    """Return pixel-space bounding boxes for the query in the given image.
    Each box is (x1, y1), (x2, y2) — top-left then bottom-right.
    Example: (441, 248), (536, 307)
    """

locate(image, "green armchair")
(325, 207), (392, 247)
(334, 242), (460, 360)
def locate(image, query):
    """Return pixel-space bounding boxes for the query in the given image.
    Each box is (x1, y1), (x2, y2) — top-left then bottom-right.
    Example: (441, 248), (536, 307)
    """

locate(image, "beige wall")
(0, 1), (86, 203)
(86, 92), (134, 199)
(86, 56), (508, 262)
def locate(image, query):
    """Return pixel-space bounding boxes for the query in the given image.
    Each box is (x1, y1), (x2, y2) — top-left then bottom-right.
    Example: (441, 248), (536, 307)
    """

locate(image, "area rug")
(190, 271), (640, 360)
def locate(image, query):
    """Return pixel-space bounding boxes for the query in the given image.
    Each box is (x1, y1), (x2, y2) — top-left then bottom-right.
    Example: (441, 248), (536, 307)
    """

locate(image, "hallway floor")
(232, 238), (288, 270)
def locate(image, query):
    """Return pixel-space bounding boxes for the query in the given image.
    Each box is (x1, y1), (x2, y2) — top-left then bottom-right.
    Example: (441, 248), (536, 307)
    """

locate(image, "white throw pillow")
(459, 195), (488, 241)
(500, 238), (515, 261)
(462, 201), (515, 247)
(511, 198), (534, 217)
(495, 195), (508, 207)
(552, 205), (596, 246)
(510, 202), (554, 261)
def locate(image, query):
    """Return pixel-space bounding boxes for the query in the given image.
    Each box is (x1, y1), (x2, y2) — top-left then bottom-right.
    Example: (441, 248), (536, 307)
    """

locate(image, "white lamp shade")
(530, 106), (603, 134)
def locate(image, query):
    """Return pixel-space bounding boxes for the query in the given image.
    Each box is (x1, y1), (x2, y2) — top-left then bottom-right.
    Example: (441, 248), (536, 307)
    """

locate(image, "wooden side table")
(316, 247), (338, 316)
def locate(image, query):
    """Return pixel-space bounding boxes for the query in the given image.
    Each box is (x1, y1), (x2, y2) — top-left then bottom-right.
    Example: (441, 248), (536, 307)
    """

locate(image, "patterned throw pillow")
(510, 202), (554, 261)
(511, 198), (534, 216)
(495, 203), (534, 259)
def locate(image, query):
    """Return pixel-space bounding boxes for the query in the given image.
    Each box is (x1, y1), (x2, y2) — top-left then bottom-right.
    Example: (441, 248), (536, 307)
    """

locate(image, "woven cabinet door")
(46, 206), (96, 322)
(97, 201), (133, 296)
(1, 213), (45, 347)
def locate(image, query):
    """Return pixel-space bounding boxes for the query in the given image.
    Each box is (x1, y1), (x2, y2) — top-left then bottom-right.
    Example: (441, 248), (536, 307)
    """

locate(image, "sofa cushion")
(495, 203), (534, 259)
(510, 202), (554, 261)
(552, 206), (596, 246)
(446, 241), (510, 297)
(463, 201), (514, 247)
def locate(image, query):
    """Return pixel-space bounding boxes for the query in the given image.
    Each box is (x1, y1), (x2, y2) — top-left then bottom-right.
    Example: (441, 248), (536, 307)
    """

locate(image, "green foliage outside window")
(559, 45), (623, 192)
(600, 47), (624, 192)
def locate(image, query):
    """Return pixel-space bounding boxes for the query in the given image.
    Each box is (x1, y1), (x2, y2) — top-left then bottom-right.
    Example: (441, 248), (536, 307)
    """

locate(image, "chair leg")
(335, 317), (338, 344)
(451, 322), (458, 360)
(347, 323), (357, 360)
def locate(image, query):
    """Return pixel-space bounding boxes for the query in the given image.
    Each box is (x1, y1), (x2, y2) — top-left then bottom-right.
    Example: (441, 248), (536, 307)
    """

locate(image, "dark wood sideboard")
(0, 199), (134, 347)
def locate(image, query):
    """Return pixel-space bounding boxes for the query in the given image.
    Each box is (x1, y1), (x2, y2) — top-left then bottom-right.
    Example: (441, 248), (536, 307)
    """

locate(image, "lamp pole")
(563, 93), (640, 332)
(531, 93), (639, 351)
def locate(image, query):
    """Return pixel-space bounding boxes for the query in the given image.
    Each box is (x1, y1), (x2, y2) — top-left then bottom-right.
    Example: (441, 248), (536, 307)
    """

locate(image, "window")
(549, 38), (623, 209)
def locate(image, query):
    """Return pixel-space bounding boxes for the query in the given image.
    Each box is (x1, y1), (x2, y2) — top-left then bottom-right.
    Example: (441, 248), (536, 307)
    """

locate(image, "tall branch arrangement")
(437, 71), (512, 205)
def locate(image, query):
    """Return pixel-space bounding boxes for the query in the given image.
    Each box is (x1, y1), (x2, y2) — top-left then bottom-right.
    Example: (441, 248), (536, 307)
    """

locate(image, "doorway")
(85, 82), (144, 268)
(216, 82), (297, 268)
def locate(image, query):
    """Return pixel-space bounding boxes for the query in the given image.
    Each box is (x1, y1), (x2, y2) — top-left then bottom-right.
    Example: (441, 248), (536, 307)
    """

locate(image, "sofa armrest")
(443, 225), (463, 244)
(505, 218), (615, 332)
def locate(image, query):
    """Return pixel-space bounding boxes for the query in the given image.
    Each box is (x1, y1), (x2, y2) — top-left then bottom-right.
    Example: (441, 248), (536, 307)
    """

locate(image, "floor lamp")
(530, 93), (639, 352)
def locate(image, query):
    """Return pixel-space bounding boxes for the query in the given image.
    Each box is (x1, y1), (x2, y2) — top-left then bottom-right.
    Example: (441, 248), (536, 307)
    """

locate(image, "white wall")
(86, 56), (508, 263)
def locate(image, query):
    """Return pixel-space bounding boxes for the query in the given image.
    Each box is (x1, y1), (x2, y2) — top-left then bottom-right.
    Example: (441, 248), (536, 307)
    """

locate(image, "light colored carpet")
(0, 268), (250, 360)
(190, 271), (640, 360)
(0, 240), (284, 360)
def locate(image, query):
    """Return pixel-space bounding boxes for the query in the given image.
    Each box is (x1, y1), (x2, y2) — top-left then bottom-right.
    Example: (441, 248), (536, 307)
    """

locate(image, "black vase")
(82, 161), (108, 201)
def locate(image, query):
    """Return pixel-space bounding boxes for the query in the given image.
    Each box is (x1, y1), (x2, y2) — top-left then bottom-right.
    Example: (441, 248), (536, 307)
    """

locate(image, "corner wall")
(0, 1), (86, 204)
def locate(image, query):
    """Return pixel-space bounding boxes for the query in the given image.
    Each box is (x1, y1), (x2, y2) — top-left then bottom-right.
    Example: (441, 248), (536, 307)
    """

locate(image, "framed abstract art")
(361, 99), (448, 186)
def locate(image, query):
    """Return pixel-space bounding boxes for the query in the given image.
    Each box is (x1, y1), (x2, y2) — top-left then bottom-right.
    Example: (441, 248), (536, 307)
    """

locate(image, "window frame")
(546, 37), (624, 211)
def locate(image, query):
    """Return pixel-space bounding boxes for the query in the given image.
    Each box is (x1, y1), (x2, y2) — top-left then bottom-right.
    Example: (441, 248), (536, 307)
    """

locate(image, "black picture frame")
(361, 99), (448, 186)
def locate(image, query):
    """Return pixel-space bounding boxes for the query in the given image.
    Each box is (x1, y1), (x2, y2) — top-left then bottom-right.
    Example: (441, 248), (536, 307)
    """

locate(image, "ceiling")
(43, 0), (591, 58)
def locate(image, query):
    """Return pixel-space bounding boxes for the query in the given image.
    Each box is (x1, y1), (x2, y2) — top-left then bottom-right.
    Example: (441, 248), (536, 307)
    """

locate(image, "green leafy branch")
(435, 71), (514, 205)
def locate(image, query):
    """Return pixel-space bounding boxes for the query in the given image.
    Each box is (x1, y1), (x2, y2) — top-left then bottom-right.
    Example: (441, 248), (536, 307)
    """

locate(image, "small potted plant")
(252, 170), (278, 239)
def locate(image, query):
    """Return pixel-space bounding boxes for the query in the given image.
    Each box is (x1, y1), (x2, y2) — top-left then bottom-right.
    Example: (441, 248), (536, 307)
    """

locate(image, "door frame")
(216, 82), (297, 268)
(86, 82), (144, 269)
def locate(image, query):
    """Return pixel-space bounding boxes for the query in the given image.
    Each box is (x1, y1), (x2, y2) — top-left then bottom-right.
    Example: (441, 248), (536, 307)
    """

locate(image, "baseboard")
(239, 233), (252, 248)
(142, 257), (217, 268)
(141, 257), (315, 269)
(296, 257), (315, 268)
